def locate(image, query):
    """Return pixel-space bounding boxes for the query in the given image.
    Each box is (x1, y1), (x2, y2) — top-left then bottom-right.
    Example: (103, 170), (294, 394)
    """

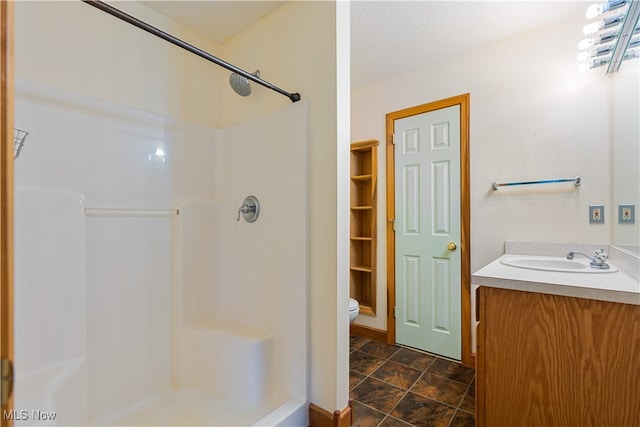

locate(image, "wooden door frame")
(0, 2), (14, 425)
(385, 93), (472, 367)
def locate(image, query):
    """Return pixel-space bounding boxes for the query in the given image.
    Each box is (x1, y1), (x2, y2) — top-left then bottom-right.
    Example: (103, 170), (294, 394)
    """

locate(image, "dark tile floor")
(350, 336), (475, 427)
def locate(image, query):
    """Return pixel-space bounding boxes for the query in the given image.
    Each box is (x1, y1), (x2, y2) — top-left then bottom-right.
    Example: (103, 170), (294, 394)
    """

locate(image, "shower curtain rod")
(82, 0), (301, 103)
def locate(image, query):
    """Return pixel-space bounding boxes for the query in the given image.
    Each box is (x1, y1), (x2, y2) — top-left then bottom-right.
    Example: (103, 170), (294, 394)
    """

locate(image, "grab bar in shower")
(85, 208), (179, 217)
(491, 176), (581, 190)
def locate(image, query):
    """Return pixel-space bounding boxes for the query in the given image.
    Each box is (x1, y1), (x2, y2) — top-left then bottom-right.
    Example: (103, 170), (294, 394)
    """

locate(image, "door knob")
(447, 242), (457, 251)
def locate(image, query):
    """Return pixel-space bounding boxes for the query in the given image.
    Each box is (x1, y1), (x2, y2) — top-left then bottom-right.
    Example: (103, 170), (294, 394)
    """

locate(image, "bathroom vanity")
(473, 243), (640, 427)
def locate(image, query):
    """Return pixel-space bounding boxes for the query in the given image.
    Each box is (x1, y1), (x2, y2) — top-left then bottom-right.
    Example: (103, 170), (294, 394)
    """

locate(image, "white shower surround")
(13, 79), (308, 426)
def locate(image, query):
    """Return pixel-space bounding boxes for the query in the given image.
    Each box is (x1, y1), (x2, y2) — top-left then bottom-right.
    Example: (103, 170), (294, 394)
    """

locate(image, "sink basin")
(500, 256), (618, 273)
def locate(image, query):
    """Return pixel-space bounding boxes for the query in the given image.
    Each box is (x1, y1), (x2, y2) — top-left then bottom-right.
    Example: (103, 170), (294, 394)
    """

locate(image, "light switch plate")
(618, 204), (635, 224)
(589, 205), (604, 224)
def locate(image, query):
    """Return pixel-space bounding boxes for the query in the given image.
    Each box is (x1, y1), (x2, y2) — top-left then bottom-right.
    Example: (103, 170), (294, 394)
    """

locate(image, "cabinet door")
(478, 287), (640, 427)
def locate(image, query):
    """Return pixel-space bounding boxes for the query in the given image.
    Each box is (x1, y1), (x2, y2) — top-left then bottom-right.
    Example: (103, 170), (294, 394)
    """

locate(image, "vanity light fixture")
(578, 36), (640, 66)
(586, 0), (627, 18)
(578, 29), (618, 50)
(577, 0), (640, 73)
(583, 14), (625, 35)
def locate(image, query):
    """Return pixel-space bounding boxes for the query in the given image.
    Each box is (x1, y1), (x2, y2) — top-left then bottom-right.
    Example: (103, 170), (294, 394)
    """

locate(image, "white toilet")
(349, 298), (359, 324)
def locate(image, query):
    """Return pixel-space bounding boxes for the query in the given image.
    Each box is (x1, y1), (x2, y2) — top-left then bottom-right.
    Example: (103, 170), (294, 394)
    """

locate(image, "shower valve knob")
(236, 196), (260, 223)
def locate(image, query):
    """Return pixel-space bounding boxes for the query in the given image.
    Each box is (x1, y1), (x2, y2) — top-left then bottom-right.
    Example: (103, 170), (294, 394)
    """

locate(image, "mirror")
(611, 63), (639, 254)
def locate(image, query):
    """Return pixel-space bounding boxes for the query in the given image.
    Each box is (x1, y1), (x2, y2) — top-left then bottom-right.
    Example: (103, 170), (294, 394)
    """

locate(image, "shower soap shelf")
(14, 128), (28, 159)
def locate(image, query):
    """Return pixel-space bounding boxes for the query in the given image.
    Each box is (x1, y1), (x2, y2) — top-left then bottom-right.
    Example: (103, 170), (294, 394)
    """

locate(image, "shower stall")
(13, 76), (309, 426)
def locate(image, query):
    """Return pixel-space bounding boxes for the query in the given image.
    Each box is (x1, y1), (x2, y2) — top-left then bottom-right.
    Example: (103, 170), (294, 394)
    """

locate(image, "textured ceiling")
(350, 1), (588, 88)
(141, 0), (589, 88)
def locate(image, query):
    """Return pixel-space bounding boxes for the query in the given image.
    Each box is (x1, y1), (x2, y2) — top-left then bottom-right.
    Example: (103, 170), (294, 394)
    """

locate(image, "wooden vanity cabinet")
(476, 286), (640, 427)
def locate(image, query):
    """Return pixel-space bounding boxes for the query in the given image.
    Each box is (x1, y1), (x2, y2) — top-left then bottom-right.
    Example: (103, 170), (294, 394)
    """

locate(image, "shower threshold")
(96, 390), (287, 426)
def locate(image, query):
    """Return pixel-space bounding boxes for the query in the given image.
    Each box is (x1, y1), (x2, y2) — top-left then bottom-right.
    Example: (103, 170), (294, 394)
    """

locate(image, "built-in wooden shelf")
(351, 174), (373, 181)
(350, 139), (378, 316)
(350, 265), (373, 273)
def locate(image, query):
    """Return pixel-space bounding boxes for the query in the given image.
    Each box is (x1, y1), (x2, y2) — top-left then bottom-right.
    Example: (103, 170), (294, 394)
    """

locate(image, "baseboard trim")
(350, 323), (387, 343)
(309, 400), (353, 427)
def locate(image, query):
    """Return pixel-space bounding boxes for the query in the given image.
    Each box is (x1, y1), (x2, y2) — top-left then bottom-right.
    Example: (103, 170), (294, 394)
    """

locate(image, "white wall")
(15, 0), (348, 415)
(351, 17), (613, 331)
(175, 101), (309, 409)
(15, 0), (225, 128)
(611, 63), (640, 249)
(221, 1), (350, 412)
(14, 188), (88, 427)
(233, 102), (309, 402)
(14, 78), (219, 424)
(16, 80), (310, 427)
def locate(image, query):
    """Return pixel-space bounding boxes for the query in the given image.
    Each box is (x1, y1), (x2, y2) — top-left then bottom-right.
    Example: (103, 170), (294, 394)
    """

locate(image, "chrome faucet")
(566, 249), (610, 269)
(236, 204), (253, 221)
(236, 195), (260, 223)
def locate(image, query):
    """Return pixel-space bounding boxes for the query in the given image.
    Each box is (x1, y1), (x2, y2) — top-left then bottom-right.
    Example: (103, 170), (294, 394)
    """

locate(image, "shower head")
(229, 69), (260, 97)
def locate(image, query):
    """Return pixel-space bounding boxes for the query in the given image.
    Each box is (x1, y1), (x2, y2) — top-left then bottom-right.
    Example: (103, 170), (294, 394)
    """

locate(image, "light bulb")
(586, 4), (604, 19)
(592, 57), (609, 68)
(623, 49), (640, 60)
(578, 62), (590, 73)
(578, 38), (596, 50)
(577, 51), (591, 62)
(583, 21), (602, 35)
(587, 1), (628, 19)
(599, 30), (618, 44)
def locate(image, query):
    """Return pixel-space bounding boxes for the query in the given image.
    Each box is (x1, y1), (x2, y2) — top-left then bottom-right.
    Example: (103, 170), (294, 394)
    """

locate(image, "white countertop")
(472, 254), (640, 305)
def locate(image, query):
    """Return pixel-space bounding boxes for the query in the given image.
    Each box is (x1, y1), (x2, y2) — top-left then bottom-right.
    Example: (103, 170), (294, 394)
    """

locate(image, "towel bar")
(491, 176), (580, 190)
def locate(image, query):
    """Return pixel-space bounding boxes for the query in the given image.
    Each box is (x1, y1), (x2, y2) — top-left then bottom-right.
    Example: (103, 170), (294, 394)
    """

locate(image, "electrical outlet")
(618, 204), (635, 224)
(589, 205), (605, 224)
